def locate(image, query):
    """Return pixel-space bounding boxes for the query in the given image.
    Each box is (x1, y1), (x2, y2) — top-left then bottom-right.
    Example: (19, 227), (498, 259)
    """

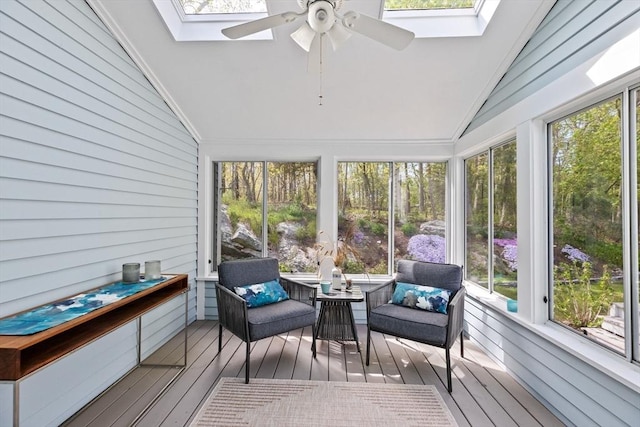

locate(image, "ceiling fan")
(221, 0), (415, 52)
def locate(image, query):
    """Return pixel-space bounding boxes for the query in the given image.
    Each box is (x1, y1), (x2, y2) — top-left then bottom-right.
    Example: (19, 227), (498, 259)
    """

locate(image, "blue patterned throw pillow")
(391, 282), (452, 314)
(234, 279), (289, 308)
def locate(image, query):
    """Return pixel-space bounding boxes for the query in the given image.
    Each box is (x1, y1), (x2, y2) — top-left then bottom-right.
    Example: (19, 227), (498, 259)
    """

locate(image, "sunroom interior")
(0, 0), (639, 426)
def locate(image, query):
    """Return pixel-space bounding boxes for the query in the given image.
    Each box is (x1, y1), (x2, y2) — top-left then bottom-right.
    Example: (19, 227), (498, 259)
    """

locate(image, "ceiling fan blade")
(341, 11), (414, 50)
(291, 22), (317, 52)
(222, 11), (303, 39)
(326, 21), (352, 51)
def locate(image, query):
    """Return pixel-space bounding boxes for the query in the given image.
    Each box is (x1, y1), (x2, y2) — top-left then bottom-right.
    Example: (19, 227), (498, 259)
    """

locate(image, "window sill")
(197, 273), (392, 286)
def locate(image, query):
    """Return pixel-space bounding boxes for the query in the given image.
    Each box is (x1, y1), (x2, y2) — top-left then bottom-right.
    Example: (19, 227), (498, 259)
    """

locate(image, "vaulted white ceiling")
(90, 0), (554, 144)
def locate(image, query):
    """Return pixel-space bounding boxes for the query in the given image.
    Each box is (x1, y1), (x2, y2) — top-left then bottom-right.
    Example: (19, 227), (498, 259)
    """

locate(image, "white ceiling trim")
(449, 0), (557, 141)
(87, 0), (202, 142)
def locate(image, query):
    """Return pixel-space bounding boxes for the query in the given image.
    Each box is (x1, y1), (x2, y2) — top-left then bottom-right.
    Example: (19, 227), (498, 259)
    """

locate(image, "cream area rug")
(190, 377), (459, 427)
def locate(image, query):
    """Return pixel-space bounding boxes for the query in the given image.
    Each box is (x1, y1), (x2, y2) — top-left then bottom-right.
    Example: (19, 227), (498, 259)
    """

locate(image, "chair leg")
(365, 326), (371, 366)
(218, 324), (223, 353)
(460, 331), (464, 358)
(245, 340), (250, 384)
(446, 347), (452, 393)
(311, 324), (317, 358)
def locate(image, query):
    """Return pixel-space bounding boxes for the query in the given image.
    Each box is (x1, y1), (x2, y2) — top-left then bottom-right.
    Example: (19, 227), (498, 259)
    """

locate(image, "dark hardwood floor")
(63, 320), (564, 427)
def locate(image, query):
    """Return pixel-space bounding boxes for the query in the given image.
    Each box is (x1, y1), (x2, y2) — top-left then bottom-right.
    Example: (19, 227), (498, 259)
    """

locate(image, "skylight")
(179, 0), (267, 15)
(155, 0), (498, 41)
(383, 0), (498, 38)
(384, 0), (476, 11)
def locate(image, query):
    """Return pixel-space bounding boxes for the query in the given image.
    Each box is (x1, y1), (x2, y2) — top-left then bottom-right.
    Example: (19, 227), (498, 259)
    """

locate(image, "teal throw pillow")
(234, 279), (289, 308)
(391, 282), (451, 314)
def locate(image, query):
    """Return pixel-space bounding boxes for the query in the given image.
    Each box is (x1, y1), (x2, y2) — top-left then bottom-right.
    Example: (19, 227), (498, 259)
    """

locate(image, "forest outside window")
(464, 140), (518, 301)
(549, 89), (639, 361)
(337, 161), (447, 276)
(212, 161), (318, 273)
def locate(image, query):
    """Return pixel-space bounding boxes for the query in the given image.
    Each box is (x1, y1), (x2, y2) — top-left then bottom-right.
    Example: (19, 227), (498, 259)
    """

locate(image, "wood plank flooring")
(62, 320), (564, 427)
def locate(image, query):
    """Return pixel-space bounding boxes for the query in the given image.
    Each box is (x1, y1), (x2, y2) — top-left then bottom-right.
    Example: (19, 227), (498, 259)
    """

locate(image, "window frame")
(336, 160), (449, 276)
(546, 87), (640, 362)
(463, 139), (518, 299)
(211, 160), (319, 274)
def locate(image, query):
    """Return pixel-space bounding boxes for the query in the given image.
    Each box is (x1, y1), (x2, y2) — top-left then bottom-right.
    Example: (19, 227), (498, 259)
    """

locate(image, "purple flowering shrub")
(494, 238), (518, 271)
(561, 244), (590, 263)
(407, 234), (446, 264)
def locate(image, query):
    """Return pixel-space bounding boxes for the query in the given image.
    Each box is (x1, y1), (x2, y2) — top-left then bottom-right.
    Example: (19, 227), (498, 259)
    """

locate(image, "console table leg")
(14, 381), (19, 427)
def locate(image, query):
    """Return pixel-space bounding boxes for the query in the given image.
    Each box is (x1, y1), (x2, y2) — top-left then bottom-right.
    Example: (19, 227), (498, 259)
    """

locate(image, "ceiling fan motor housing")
(308, 1), (336, 33)
(298, 1), (343, 11)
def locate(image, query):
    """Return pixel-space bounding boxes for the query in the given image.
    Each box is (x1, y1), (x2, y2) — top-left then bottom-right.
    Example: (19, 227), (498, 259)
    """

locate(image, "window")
(465, 152), (489, 288)
(492, 143), (518, 299)
(384, 0), (476, 11)
(338, 162), (390, 275)
(337, 161), (447, 276)
(635, 88), (640, 362)
(465, 140), (518, 299)
(382, 0), (498, 38)
(212, 161), (318, 273)
(395, 162), (448, 266)
(550, 91), (639, 360)
(178, 0), (266, 14)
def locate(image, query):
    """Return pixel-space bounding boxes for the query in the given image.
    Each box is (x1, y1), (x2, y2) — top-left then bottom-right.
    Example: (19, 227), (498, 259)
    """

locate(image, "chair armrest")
(365, 279), (395, 317)
(446, 286), (466, 348)
(215, 283), (250, 342)
(280, 277), (317, 306)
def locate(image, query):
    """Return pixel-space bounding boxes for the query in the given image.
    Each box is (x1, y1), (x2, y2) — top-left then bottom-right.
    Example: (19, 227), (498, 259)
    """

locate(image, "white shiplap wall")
(465, 0), (640, 134)
(458, 0), (640, 425)
(0, 0), (198, 425)
(466, 297), (640, 427)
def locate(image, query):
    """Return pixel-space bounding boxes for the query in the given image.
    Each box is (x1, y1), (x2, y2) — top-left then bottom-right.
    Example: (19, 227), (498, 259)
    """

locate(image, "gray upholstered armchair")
(365, 259), (465, 392)
(216, 257), (317, 383)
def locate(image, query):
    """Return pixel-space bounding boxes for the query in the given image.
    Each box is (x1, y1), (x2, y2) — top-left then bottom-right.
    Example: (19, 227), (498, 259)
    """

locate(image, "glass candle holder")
(122, 263), (140, 283)
(145, 260), (162, 279)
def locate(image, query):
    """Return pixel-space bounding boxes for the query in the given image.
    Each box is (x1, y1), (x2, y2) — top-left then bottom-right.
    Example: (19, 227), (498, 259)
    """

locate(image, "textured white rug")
(190, 377), (458, 427)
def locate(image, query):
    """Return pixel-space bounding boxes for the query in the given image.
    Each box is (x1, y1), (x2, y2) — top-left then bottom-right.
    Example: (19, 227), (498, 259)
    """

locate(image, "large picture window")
(550, 91), (639, 359)
(465, 141), (518, 300)
(337, 162), (447, 275)
(213, 161), (318, 273)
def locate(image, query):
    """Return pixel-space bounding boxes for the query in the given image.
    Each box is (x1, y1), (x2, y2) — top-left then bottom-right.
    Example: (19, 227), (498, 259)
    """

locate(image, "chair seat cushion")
(369, 303), (448, 346)
(247, 299), (316, 341)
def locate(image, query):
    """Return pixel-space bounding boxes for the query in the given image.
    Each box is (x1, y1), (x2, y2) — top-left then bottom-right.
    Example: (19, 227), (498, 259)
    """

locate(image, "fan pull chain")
(319, 33), (323, 106)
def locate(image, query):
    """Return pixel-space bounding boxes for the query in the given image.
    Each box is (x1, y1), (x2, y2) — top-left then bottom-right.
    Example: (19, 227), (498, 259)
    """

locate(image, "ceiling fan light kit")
(221, 0), (415, 52)
(221, 1), (415, 106)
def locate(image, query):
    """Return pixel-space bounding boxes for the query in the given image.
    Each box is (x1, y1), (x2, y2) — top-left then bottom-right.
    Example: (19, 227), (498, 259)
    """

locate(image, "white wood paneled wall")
(0, 0), (198, 425)
(465, 0), (640, 134)
(466, 297), (640, 427)
(0, 0), (198, 317)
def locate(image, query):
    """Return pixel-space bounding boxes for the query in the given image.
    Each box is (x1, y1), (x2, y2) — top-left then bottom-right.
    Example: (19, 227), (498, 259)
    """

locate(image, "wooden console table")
(0, 273), (188, 380)
(0, 273), (189, 426)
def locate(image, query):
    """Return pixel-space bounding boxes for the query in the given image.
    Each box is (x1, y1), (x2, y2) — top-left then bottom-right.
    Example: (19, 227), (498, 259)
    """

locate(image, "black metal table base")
(315, 300), (361, 352)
